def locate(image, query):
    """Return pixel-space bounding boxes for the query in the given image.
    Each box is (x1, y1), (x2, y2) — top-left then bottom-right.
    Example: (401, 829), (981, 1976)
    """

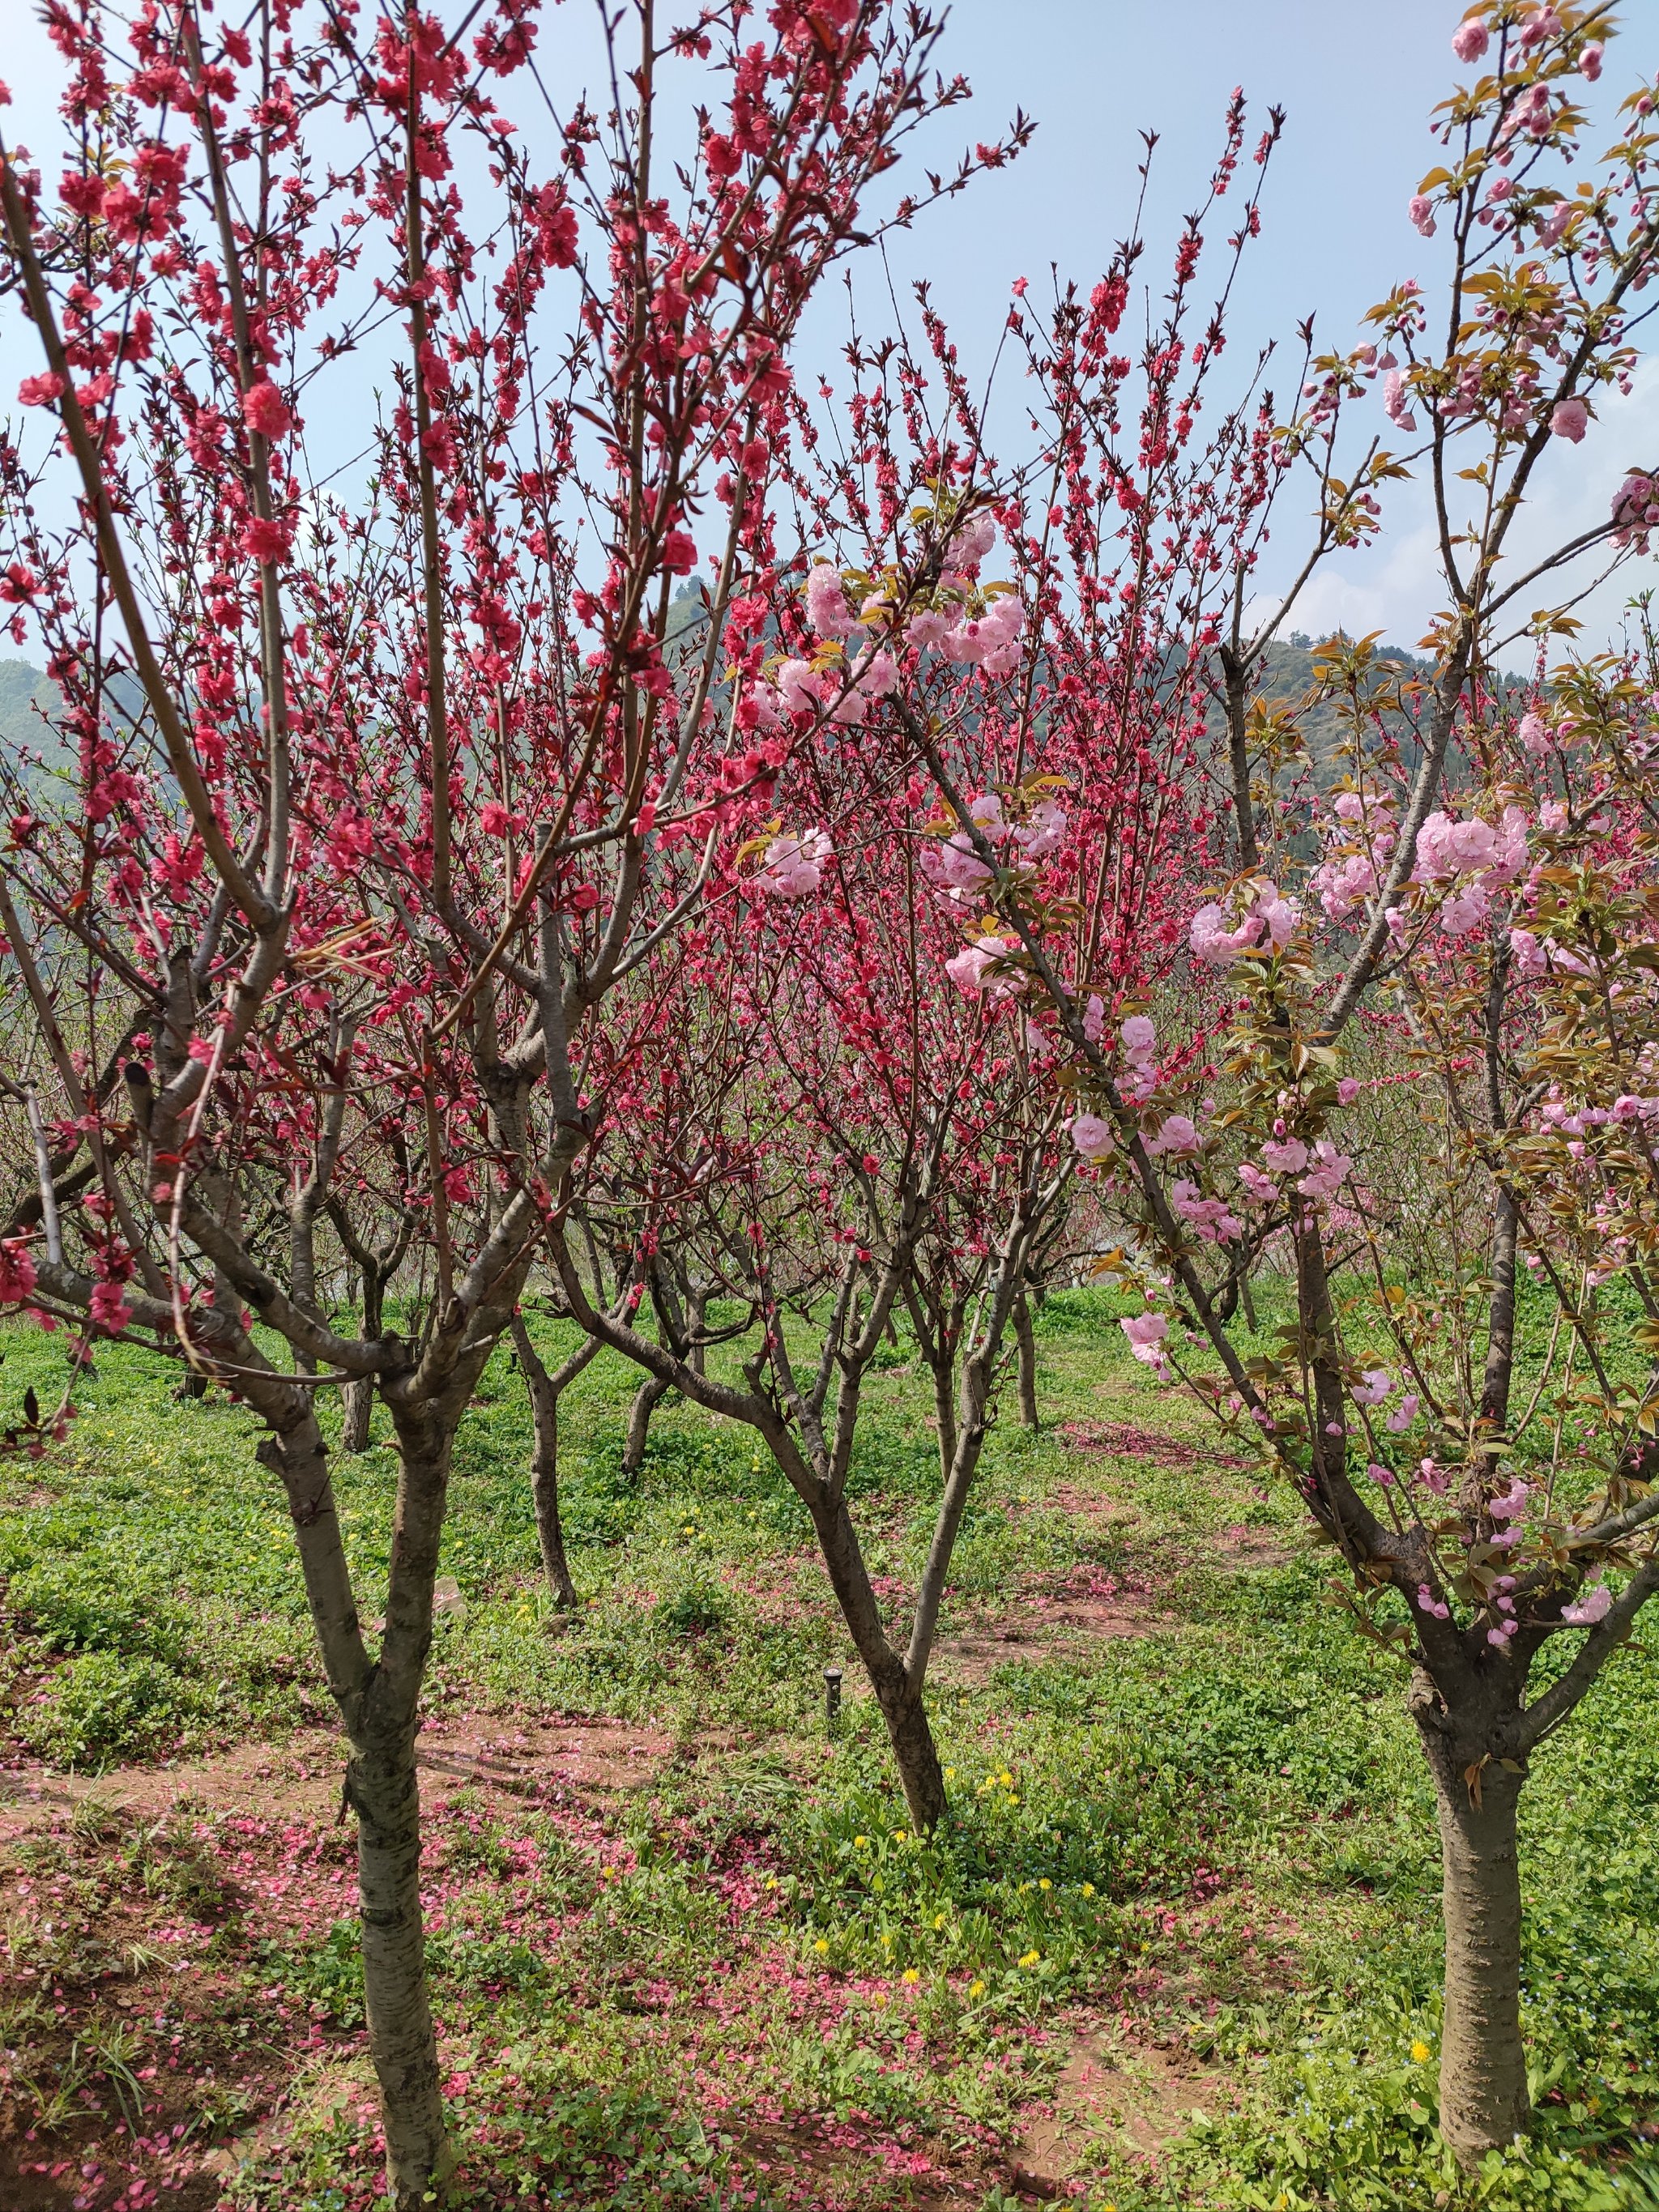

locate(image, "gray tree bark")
(1428, 1750), (1529, 2159)
(1013, 1292), (1038, 1429)
(509, 1312), (598, 1609)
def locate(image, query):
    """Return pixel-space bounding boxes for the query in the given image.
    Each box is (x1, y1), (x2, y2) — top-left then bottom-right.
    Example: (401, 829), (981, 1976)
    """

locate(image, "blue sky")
(3, 0), (1655, 646)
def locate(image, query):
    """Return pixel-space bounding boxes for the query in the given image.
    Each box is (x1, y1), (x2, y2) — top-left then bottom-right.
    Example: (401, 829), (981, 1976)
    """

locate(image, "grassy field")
(0, 1292), (1656, 2210)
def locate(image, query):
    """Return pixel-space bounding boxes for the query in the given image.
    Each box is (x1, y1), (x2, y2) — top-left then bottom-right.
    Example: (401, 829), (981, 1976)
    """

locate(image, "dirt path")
(0, 1713), (676, 1850)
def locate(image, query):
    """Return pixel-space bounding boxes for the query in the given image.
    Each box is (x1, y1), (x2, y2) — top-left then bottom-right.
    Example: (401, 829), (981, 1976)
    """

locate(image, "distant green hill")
(0, 658), (62, 756)
(0, 628), (1522, 803)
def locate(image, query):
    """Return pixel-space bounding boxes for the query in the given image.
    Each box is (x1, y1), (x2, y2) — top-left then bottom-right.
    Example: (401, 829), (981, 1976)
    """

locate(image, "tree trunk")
(341, 1377), (373, 1454)
(1431, 1752), (1530, 2160)
(1013, 1293), (1038, 1429)
(621, 1372), (669, 1477)
(526, 1372), (578, 1609)
(264, 1410), (450, 2207)
(508, 1313), (591, 1609)
(873, 1669), (949, 1832)
(346, 1732), (450, 2207)
(808, 1489), (950, 1830)
(340, 1268), (389, 1456)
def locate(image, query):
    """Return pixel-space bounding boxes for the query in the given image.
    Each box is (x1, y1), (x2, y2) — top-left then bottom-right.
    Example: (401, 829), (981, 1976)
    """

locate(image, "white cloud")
(1255, 361), (1659, 653)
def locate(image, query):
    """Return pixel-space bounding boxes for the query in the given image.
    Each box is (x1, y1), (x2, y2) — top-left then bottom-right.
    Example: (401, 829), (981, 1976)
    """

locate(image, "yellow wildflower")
(812, 1939), (830, 1957)
(1018, 1949), (1040, 1968)
(1410, 2040), (1431, 2064)
(1038, 1878), (1051, 1891)
(969, 1980), (986, 1999)
(902, 1969), (919, 1985)
(1081, 1882), (1095, 1898)
(854, 1835), (868, 1848)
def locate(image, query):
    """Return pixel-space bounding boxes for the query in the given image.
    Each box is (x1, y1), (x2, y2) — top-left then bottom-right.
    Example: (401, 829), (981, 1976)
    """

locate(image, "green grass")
(0, 1294), (1657, 2209)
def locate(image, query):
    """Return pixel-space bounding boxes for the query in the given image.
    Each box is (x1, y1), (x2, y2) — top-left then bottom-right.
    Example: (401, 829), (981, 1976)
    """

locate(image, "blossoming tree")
(549, 727), (1077, 1828)
(0, 0), (992, 2196)
(896, 0), (1659, 2162)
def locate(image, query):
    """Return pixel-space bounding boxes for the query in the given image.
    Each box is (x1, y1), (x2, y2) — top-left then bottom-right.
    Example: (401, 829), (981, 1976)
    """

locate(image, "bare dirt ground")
(0, 1715), (676, 1848)
(1015, 2016), (1235, 2197)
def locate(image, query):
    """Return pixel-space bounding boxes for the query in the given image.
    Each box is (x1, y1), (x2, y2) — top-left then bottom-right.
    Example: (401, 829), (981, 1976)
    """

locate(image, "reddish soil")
(0, 1715), (676, 1850)
(932, 1578), (1170, 1685)
(1059, 1419), (1250, 1469)
(0, 1712), (684, 2210)
(1015, 2017), (1235, 2194)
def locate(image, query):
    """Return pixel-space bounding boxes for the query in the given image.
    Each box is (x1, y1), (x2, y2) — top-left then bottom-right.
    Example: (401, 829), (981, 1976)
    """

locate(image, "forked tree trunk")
(509, 1313), (596, 1609)
(1013, 1293), (1038, 1429)
(1433, 1757), (1529, 2159)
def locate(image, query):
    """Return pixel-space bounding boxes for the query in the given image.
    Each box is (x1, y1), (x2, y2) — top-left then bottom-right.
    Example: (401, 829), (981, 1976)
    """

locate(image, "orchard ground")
(0, 1291), (1656, 2212)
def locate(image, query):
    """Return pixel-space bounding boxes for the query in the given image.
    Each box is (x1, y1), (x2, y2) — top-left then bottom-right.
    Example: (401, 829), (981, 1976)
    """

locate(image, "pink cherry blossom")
(1383, 369), (1418, 433)
(1550, 398), (1588, 442)
(947, 511), (998, 571)
(805, 561), (853, 639)
(1171, 1177), (1243, 1242)
(1236, 1160), (1277, 1204)
(1013, 794), (1066, 858)
(944, 934), (1025, 999)
(1261, 1136), (1307, 1175)
(1451, 16), (1490, 62)
(1072, 1112), (1113, 1160)
(774, 658), (823, 716)
(1409, 194), (1437, 238)
(1312, 850), (1378, 919)
(1385, 1393), (1420, 1433)
(1147, 1113), (1199, 1157)
(1297, 1140), (1352, 1199)
(1487, 1477), (1529, 1522)
(1352, 1368), (1392, 1406)
(756, 827), (832, 897)
(1120, 1311), (1170, 1369)
(923, 832), (994, 894)
(1561, 1581), (1612, 1626)
(1189, 879), (1302, 964)
(1509, 927), (1592, 978)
